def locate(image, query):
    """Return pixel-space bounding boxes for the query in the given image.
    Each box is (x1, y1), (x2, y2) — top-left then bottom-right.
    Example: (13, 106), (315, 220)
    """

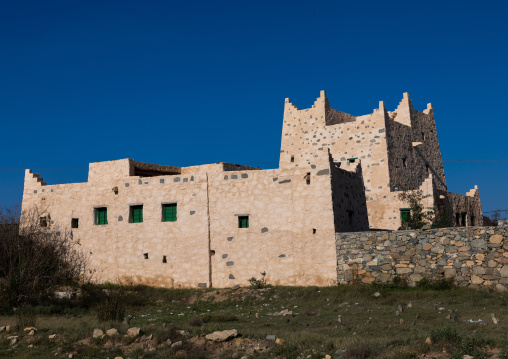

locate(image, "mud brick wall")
(336, 226), (508, 290)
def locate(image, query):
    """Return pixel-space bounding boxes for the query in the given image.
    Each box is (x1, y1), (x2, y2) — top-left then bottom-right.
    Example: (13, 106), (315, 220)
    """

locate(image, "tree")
(397, 189), (434, 230)
(0, 206), (91, 310)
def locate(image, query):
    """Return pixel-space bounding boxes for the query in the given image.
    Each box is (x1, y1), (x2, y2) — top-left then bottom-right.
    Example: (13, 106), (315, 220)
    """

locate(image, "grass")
(1, 283), (508, 358)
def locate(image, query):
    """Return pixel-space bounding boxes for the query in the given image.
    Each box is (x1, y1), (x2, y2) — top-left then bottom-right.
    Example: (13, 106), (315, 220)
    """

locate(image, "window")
(455, 213), (460, 226)
(461, 212), (467, 227)
(402, 158), (407, 168)
(421, 132), (425, 141)
(238, 216), (249, 228)
(400, 208), (411, 224)
(425, 164), (430, 174)
(347, 210), (354, 226)
(291, 155), (295, 163)
(306, 172), (311, 185)
(347, 158), (357, 163)
(71, 218), (79, 228)
(95, 207), (108, 225)
(40, 216), (48, 227)
(162, 203), (177, 222)
(130, 205), (143, 223)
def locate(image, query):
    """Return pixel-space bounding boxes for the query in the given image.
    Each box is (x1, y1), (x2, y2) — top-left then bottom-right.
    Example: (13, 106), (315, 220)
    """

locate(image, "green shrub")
(16, 307), (37, 328)
(247, 271), (272, 289)
(97, 295), (125, 322)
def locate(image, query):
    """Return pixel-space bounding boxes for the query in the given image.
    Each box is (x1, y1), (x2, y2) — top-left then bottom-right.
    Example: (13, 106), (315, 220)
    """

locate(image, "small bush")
(202, 314), (238, 323)
(417, 277), (454, 290)
(247, 271), (272, 289)
(97, 295), (125, 322)
(189, 316), (204, 327)
(343, 342), (379, 359)
(430, 326), (461, 344)
(16, 307), (37, 328)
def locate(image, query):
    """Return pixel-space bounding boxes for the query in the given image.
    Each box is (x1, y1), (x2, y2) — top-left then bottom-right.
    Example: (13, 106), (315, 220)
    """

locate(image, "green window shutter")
(400, 208), (410, 224)
(97, 207), (108, 225)
(163, 204), (177, 222)
(239, 216), (249, 228)
(131, 205), (143, 223)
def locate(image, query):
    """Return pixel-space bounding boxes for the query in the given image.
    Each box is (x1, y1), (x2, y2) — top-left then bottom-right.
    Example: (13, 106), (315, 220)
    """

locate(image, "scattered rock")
(425, 337), (432, 344)
(0, 326), (5, 333)
(49, 334), (57, 339)
(398, 304), (403, 312)
(372, 292), (381, 297)
(23, 327), (37, 332)
(269, 309), (293, 316)
(127, 327), (141, 337)
(231, 284), (241, 290)
(407, 303), (412, 308)
(28, 330), (36, 336)
(266, 335), (277, 341)
(106, 328), (119, 337)
(28, 344), (34, 348)
(177, 330), (190, 335)
(166, 339), (172, 346)
(275, 338), (285, 345)
(6, 325), (18, 333)
(171, 340), (183, 348)
(399, 319), (404, 324)
(325, 355), (332, 359)
(7, 336), (18, 345)
(492, 313), (499, 324)
(463, 355), (474, 359)
(335, 349), (347, 355)
(206, 329), (238, 342)
(93, 329), (104, 338)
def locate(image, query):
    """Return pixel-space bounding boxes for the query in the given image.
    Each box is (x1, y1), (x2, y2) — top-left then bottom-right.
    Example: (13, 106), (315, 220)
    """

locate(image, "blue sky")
(1, 0), (507, 217)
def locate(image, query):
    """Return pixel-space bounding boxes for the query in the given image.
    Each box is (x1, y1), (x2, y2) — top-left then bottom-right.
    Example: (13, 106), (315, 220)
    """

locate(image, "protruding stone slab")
(205, 329), (238, 342)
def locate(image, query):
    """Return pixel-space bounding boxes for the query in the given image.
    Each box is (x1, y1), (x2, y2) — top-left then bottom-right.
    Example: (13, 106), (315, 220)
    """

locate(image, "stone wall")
(336, 226), (508, 290)
(330, 159), (369, 232)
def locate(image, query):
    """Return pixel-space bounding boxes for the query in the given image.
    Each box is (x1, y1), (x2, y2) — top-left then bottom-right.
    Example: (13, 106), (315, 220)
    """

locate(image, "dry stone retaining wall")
(336, 226), (508, 290)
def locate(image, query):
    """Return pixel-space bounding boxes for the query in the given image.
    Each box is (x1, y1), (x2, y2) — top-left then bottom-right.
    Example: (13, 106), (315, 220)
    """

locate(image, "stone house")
(21, 91), (482, 287)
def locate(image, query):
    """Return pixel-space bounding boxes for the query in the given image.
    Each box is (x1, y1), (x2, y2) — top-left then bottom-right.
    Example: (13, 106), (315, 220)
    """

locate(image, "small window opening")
(347, 210), (354, 226)
(421, 132), (425, 141)
(144, 253), (149, 259)
(455, 213), (460, 226)
(71, 218), (79, 229)
(162, 255), (167, 263)
(130, 205), (143, 223)
(40, 216), (48, 227)
(461, 212), (467, 227)
(95, 207), (108, 225)
(291, 155), (295, 163)
(306, 172), (311, 185)
(312, 228), (316, 234)
(238, 216), (249, 228)
(400, 208), (411, 224)
(402, 158), (407, 168)
(425, 164), (430, 174)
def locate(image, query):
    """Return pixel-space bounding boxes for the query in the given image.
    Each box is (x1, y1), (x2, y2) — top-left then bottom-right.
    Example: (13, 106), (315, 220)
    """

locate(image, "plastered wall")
(22, 158), (343, 288)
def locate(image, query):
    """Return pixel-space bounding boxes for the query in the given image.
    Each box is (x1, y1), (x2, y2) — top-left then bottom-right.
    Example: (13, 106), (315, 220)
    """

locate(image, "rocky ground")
(1, 284), (508, 358)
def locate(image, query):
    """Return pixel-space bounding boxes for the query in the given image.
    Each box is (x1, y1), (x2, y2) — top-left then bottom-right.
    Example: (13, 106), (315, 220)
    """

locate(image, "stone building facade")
(21, 91), (482, 288)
